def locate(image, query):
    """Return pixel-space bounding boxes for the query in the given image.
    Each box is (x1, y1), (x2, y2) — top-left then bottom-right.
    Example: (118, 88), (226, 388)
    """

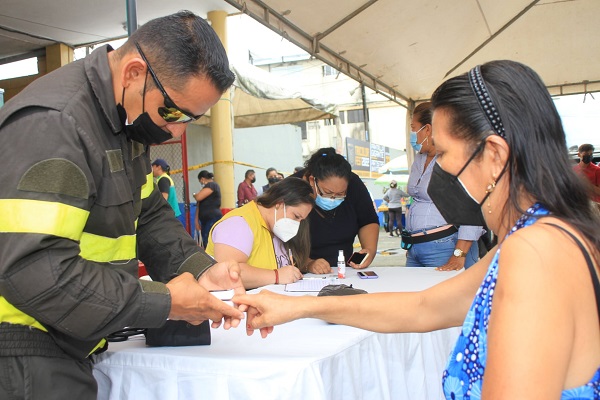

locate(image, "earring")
(485, 179), (496, 214)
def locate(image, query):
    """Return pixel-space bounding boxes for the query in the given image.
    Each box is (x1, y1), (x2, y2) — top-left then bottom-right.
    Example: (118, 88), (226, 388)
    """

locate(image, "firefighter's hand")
(198, 261), (247, 329)
(166, 272), (244, 329)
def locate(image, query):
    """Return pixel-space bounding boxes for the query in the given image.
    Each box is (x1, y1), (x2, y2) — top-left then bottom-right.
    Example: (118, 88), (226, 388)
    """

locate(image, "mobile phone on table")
(357, 271), (378, 279)
(347, 252), (368, 266)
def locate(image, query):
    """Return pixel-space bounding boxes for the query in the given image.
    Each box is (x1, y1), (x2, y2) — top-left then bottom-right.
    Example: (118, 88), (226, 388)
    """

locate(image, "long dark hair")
(256, 178), (315, 271)
(431, 60), (600, 264)
(303, 147), (352, 182)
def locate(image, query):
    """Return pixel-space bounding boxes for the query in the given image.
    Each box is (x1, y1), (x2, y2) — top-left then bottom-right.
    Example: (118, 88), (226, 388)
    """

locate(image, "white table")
(93, 267), (461, 400)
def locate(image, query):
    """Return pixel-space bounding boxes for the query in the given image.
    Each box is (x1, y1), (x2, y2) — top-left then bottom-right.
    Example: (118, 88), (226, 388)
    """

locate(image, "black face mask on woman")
(117, 104), (173, 145)
(428, 140), (506, 227)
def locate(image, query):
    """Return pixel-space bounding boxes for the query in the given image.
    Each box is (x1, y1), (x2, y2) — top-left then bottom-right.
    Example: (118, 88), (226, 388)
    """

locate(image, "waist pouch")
(145, 320), (211, 347)
(108, 320), (211, 347)
(401, 226), (458, 250)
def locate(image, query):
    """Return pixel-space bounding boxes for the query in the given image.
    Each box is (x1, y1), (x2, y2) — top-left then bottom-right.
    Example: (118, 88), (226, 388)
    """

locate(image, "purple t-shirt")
(211, 216), (291, 268)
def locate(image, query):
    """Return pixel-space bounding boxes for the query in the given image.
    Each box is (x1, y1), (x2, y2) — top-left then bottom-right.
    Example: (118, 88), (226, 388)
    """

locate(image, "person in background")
(206, 178), (314, 289)
(292, 147), (379, 273)
(236, 60), (600, 400)
(237, 169), (257, 207)
(405, 101), (483, 270)
(194, 170), (222, 248)
(277, 172), (285, 181)
(293, 166), (303, 174)
(260, 167), (280, 195)
(0, 11), (245, 398)
(573, 143), (600, 203)
(383, 180), (409, 236)
(151, 158), (181, 218)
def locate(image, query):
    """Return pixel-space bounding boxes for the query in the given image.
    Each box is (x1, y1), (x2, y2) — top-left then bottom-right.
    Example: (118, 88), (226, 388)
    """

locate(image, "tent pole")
(125, 0), (137, 35)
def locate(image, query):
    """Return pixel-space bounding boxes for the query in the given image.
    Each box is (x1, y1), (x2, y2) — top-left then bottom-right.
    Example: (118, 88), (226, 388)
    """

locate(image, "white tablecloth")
(93, 267), (461, 400)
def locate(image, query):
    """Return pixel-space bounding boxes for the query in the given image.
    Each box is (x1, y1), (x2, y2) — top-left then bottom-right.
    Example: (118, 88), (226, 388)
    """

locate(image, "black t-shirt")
(157, 176), (171, 194)
(198, 181), (222, 220)
(292, 170), (379, 266)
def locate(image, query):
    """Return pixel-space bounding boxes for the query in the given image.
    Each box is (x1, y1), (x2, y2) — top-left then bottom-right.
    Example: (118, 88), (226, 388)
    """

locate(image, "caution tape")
(170, 160), (279, 175)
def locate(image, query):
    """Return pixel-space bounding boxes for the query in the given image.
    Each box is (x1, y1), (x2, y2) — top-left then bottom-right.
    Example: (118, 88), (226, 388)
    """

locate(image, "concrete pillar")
(207, 10), (235, 208)
(45, 43), (74, 73)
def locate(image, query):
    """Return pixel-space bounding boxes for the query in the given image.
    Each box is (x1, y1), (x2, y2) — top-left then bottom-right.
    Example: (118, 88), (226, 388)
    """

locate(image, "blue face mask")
(410, 125), (427, 152)
(315, 194), (344, 211)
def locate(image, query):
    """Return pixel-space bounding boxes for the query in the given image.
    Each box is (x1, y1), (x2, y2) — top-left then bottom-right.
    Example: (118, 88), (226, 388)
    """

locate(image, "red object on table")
(138, 261), (148, 278)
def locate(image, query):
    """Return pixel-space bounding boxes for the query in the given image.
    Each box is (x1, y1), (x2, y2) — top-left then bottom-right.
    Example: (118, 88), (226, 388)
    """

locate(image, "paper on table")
(285, 277), (339, 292)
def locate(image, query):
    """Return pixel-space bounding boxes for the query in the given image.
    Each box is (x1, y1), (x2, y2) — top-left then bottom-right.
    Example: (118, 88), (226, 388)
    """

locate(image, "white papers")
(285, 277), (339, 292)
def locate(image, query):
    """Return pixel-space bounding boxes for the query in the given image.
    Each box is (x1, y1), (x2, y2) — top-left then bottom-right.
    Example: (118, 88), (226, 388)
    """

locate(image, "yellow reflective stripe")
(79, 232), (136, 262)
(89, 338), (107, 356)
(0, 199), (88, 240)
(141, 172), (154, 199)
(0, 296), (47, 332)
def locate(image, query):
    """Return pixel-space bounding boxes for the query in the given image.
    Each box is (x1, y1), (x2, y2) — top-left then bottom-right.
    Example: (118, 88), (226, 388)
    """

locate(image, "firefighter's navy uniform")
(0, 45), (216, 398)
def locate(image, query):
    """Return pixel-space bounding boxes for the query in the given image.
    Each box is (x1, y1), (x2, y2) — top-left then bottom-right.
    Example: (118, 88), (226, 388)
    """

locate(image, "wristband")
(274, 269), (279, 284)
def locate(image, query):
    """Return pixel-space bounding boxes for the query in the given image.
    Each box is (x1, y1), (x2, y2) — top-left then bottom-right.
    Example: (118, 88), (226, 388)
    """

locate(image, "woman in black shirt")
(193, 170), (222, 248)
(293, 147), (379, 273)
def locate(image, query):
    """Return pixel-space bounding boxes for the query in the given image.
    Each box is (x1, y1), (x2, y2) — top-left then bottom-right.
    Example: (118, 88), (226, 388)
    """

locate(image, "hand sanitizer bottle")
(337, 250), (346, 279)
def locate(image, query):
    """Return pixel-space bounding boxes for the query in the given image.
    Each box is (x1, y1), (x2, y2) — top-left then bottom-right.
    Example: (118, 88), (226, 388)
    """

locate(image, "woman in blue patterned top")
(235, 60), (600, 399)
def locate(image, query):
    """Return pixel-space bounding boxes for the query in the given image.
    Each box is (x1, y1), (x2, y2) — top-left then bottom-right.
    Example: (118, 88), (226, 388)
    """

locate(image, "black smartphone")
(347, 252), (368, 266)
(357, 271), (378, 279)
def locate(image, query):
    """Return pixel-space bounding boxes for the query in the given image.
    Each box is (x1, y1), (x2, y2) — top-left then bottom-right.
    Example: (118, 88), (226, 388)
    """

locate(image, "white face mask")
(272, 204), (300, 242)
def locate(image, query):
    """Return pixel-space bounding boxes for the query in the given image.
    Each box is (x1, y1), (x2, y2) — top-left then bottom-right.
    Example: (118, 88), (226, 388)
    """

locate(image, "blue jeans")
(405, 232), (479, 268)
(200, 216), (220, 248)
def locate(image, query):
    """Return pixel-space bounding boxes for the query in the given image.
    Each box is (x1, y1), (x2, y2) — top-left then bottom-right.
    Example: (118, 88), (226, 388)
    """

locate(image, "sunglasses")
(134, 43), (203, 124)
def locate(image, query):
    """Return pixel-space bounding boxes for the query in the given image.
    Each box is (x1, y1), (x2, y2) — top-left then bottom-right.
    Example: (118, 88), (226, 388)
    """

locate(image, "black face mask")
(268, 177), (279, 184)
(250, 178), (256, 183)
(427, 140), (505, 227)
(117, 104), (173, 145)
(582, 154), (593, 164)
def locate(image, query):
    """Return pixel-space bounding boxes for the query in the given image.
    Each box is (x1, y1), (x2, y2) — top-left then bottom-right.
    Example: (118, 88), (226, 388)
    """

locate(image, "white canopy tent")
(222, 0), (600, 103)
(2, 0), (598, 102)
(378, 153), (409, 174)
(196, 62), (337, 128)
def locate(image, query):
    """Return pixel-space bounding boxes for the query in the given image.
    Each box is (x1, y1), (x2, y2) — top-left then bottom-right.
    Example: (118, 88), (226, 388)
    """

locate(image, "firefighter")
(0, 11), (244, 399)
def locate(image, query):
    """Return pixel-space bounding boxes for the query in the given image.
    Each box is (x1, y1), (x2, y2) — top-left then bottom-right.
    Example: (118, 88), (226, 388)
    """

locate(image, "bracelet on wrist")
(274, 269), (279, 284)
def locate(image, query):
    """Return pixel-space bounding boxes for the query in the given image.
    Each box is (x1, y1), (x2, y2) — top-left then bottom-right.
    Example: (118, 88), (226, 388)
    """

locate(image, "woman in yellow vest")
(206, 178), (314, 289)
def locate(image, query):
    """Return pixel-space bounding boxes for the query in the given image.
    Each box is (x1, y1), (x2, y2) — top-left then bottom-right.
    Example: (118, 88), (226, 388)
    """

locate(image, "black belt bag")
(107, 320), (211, 347)
(401, 226), (458, 250)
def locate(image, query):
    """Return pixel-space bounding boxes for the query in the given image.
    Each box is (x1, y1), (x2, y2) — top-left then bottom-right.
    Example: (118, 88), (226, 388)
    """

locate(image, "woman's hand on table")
(278, 265), (303, 284)
(306, 258), (332, 274)
(233, 290), (302, 338)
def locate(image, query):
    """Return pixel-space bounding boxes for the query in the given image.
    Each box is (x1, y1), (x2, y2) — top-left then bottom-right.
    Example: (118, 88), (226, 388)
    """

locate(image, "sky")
(1, 16), (598, 149)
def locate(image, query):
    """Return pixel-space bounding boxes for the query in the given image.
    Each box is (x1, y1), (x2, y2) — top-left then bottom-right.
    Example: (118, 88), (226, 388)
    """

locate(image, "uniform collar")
(84, 45), (123, 136)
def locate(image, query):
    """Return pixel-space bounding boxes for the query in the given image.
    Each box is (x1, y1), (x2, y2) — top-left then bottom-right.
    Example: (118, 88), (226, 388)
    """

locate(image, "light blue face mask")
(410, 125), (427, 152)
(315, 194), (344, 211)
(313, 179), (345, 211)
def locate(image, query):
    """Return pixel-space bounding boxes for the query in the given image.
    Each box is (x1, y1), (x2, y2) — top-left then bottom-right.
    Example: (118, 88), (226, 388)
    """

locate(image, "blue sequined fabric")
(442, 203), (600, 399)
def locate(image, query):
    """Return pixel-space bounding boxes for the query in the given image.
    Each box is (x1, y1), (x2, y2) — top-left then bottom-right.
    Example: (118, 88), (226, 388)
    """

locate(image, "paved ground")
(355, 227), (407, 267)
